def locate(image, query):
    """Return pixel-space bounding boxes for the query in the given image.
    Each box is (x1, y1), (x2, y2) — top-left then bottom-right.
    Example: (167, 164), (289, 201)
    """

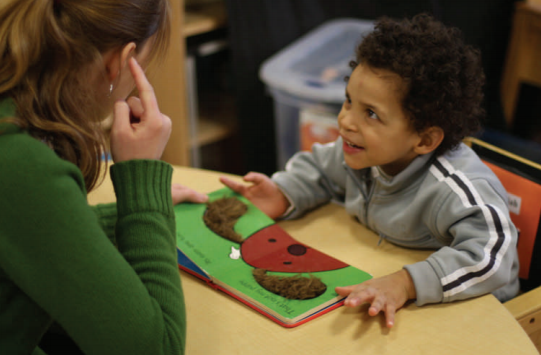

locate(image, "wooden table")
(88, 165), (539, 355)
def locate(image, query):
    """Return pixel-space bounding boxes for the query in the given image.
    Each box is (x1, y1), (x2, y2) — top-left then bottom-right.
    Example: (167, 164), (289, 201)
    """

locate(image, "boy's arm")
(404, 178), (520, 306)
(271, 138), (348, 219)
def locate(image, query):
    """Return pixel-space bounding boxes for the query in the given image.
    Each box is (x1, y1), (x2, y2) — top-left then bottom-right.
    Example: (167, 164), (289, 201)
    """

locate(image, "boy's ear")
(104, 42), (137, 82)
(414, 126), (444, 155)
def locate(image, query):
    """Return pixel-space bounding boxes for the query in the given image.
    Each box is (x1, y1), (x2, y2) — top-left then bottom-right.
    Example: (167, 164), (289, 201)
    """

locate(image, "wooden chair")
(500, 0), (541, 128)
(465, 137), (541, 352)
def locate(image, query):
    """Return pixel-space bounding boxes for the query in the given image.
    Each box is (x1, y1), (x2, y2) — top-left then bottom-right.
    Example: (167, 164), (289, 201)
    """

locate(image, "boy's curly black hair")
(353, 13), (485, 155)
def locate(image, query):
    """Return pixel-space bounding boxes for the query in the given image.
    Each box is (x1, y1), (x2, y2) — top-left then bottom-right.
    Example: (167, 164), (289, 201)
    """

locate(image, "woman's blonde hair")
(0, 0), (171, 191)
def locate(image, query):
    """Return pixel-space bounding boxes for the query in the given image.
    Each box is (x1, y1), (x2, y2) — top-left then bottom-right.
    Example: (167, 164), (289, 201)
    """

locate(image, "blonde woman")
(0, 1), (207, 354)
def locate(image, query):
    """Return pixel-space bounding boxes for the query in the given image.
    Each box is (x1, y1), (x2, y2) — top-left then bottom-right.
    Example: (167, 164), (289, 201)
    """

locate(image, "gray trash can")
(260, 18), (374, 169)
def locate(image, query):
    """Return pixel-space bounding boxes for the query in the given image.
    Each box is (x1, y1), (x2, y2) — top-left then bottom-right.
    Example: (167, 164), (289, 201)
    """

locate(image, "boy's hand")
(335, 269), (416, 328)
(219, 172), (290, 219)
(171, 183), (208, 205)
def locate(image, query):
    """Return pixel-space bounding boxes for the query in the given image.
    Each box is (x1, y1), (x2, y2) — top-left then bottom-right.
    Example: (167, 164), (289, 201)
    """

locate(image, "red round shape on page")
(240, 224), (348, 273)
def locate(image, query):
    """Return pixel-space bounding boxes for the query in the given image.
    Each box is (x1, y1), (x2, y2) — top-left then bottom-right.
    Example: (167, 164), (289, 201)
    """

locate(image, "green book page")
(175, 189), (274, 276)
(175, 188), (372, 324)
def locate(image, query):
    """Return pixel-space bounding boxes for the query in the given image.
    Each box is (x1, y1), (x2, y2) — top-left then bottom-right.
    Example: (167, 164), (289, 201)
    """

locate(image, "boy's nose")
(338, 110), (357, 132)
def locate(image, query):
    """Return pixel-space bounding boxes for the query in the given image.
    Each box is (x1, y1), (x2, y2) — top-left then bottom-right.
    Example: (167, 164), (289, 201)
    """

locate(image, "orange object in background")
(300, 109), (340, 151)
(483, 160), (541, 280)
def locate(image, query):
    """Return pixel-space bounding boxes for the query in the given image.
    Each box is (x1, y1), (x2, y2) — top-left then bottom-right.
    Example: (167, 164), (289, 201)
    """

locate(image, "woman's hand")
(109, 57), (171, 163)
(219, 172), (290, 219)
(335, 269), (417, 328)
(171, 184), (208, 205)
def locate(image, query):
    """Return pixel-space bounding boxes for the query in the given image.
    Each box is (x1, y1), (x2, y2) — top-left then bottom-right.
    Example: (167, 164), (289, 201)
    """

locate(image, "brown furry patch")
(203, 197), (248, 243)
(252, 268), (327, 300)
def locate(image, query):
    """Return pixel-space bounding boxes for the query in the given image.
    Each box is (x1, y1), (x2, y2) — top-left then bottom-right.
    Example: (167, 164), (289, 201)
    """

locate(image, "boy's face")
(338, 63), (423, 176)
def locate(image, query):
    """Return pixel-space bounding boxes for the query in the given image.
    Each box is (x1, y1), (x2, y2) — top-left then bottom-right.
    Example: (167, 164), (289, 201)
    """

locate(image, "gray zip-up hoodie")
(271, 137), (520, 306)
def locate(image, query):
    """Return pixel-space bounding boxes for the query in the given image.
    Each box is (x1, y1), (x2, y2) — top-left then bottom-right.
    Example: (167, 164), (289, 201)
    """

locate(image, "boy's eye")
(367, 109), (379, 120)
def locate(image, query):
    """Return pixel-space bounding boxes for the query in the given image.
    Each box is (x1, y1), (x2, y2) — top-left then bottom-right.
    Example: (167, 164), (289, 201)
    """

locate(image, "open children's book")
(174, 187), (373, 327)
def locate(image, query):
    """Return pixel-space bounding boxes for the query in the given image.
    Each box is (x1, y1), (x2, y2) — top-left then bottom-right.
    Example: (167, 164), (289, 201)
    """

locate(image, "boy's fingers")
(385, 304), (396, 328)
(244, 172), (267, 184)
(128, 57), (158, 115)
(219, 176), (247, 194)
(336, 286), (366, 307)
(335, 285), (355, 297)
(349, 287), (375, 308)
(368, 300), (383, 316)
(345, 297), (361, 307)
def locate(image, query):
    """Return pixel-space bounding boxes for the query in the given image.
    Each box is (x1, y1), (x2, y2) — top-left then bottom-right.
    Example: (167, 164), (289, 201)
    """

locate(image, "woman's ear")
(414, 126), (444, 155)
(104, 42), (137, 82)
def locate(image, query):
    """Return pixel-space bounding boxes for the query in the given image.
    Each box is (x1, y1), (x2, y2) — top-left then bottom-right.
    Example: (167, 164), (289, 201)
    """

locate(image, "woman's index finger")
(128, 57), (159, 113)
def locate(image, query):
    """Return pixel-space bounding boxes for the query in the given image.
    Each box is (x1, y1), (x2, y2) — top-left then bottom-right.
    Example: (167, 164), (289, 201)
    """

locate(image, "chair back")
(465, 137), (541, 291)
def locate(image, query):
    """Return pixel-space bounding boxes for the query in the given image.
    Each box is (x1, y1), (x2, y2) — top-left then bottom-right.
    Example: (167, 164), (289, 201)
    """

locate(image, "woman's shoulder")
(1, 126), (55, 164)
(0, 126), (83, 187)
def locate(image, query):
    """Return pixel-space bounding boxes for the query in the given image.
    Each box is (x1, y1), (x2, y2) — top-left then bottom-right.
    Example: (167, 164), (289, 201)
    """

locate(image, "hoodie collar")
(344, 151), (437, 195)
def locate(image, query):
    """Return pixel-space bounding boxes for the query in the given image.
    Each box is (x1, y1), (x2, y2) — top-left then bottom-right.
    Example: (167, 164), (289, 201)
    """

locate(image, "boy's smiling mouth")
(345, 140), (363, 149)
(342, 138), (365, 154)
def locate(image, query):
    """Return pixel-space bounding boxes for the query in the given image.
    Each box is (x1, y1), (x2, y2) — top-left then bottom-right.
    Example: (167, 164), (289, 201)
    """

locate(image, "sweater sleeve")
(404, 177), (520, 306)
(271, 139), (347, 219)
(90, 203), (117, 245)
(0, 145), (185, 355)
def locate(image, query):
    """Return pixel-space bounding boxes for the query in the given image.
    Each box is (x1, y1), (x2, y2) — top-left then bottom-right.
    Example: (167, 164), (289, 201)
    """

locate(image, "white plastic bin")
(260, 18), (374, 169)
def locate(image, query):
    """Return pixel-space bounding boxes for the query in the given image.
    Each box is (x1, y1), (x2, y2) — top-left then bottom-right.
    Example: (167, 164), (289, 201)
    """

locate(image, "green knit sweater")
(0, 98), (186, 355)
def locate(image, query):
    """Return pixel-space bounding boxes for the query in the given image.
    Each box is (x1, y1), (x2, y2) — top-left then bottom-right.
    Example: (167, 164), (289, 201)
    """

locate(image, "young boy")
(220, 13), (519, 328)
